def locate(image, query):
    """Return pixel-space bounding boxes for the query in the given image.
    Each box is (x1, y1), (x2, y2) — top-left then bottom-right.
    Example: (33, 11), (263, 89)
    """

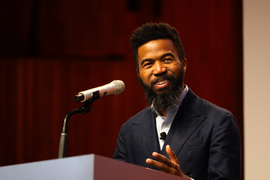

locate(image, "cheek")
(141, 72), (154, 86)
(168, 63), (182, 75)
(139, 71), (150, 82)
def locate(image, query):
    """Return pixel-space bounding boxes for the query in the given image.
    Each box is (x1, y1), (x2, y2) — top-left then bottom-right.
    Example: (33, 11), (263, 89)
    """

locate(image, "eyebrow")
(161, 52), (175, 59)
(140, 52), (175, 66)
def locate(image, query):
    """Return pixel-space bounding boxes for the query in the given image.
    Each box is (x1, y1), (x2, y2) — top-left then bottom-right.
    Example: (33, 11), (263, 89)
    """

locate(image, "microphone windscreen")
(111, 80), (125, 94)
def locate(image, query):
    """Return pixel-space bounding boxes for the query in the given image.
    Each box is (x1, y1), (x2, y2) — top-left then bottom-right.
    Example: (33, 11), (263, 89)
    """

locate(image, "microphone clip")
(160, 132), (167, 140)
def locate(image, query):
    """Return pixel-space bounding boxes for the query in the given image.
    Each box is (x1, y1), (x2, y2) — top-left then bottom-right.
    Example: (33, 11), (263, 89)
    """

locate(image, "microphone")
(74, 80), (125, 102)
(160, 132), (167, 140)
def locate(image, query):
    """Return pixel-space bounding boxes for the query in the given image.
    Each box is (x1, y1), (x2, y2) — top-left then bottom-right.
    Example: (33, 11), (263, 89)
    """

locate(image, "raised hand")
(146, 145), (190, 179)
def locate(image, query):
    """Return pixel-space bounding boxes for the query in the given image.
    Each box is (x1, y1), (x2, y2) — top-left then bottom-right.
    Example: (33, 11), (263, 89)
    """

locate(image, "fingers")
(151, 152), (175, 168)
(146, 156), (177, 174)
(145, 167), (159, 172)
(146, 145), (177, 169)
(146, 150), (179, 174)
(166, 145), (179, 164)
(146, 146), (190, 179)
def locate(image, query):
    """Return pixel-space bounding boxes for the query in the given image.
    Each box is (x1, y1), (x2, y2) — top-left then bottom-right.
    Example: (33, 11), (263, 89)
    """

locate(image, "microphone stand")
(58, 91), (100, 158)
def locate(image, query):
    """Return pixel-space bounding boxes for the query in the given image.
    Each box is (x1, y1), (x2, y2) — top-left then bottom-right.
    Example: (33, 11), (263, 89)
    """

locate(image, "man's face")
(137, 39), (186, 95)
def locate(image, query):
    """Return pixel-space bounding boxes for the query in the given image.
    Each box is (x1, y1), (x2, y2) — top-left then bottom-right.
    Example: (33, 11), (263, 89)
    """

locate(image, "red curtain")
(0, 0), (243, 177)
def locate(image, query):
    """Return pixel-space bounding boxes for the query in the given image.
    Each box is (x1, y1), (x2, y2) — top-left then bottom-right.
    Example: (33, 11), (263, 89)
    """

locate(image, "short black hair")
(130, 22), (185, 72)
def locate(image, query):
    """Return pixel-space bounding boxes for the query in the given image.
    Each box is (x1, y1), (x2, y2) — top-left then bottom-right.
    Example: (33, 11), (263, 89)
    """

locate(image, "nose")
(153, 61), (167, 75)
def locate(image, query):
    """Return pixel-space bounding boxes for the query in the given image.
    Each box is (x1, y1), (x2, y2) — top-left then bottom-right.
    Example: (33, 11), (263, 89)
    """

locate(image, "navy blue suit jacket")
(113, 89), (241, 180)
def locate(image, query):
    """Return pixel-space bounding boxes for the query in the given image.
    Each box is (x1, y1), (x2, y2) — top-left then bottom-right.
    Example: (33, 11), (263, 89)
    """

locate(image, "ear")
(137, 71), (139, 77)
(182, 58), (187, 73)
(136, 68), (140, 78)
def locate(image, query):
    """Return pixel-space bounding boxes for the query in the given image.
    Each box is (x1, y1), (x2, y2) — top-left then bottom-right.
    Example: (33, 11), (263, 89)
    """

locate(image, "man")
(113, 22), (241, 180)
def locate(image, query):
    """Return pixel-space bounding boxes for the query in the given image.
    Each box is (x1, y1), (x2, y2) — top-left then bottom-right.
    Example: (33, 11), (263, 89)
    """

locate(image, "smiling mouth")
(154, 79), (169, 90)
(156, 80), (168, 85)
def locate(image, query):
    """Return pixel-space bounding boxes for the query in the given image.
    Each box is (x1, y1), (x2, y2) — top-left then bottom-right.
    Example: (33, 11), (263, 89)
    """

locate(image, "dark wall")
(0, 0), (243, 177)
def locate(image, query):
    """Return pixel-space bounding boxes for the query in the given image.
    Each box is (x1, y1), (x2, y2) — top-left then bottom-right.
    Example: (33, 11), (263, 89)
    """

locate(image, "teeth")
(157, 80), (167, 85)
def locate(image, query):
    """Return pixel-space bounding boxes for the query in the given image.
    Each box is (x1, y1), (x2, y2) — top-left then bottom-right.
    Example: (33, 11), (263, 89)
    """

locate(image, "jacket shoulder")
(184, 89), (234, 117)
(120, 106), (152, 129)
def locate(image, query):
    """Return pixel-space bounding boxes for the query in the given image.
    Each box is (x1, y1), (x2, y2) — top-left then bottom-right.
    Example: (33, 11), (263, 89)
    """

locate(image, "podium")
(0, 154), (185, 180)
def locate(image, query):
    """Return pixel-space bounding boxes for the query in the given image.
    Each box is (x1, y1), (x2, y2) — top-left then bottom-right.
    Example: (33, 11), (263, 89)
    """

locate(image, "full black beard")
(138, 72), (184, 114)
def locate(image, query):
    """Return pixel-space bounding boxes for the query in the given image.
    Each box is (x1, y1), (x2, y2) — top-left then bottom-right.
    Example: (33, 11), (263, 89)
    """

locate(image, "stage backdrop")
(0, 0), (243, 178)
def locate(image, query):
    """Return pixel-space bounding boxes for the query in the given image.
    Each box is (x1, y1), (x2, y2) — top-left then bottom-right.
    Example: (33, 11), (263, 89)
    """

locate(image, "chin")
(154, 86), (171, 93)
(154, 89), (170, 95)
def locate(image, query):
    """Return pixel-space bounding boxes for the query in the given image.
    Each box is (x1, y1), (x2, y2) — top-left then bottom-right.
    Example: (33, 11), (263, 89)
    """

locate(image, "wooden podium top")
(0, 154), (185, 180)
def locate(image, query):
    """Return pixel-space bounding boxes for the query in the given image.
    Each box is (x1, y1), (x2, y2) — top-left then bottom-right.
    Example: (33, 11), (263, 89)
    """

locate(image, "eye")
(141, 60), (153, 68)
(143, 62), (153, 67)
(164, 58), (173, 62)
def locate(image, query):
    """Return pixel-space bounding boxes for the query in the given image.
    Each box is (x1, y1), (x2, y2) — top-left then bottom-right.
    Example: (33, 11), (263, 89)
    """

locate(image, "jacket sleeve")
(207, 112), (241, 180)
(113, 126), (128, 162)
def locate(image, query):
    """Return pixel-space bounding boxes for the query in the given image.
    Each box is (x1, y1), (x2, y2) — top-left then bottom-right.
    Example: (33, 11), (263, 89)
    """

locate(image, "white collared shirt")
(152, 85), (189, 150)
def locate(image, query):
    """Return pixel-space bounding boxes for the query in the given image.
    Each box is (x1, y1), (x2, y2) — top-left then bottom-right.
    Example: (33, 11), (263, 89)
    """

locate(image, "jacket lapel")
(161, 90), (207, 157)
(131, 107), (160, 158)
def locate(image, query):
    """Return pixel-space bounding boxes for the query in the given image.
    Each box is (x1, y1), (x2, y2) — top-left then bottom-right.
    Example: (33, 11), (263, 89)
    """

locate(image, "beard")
(138, 69), (185, 113)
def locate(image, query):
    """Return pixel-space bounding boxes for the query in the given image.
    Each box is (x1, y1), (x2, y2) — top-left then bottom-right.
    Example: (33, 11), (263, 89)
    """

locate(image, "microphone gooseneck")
(59, 80), (125, 158)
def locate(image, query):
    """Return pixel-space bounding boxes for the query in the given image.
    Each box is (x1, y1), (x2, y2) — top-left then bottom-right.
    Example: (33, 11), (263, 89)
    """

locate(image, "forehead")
(137, 39), (178, 62)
